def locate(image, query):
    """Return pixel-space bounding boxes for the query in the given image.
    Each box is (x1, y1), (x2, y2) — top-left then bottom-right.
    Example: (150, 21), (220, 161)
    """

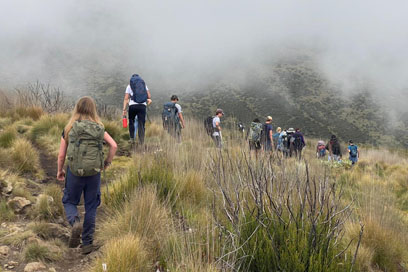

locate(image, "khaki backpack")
(66, 120), (105, 176)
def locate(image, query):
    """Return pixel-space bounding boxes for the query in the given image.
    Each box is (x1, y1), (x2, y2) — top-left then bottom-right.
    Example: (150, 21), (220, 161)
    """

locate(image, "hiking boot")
(68, 220), (82, 248)
(81, 243), (101, 255)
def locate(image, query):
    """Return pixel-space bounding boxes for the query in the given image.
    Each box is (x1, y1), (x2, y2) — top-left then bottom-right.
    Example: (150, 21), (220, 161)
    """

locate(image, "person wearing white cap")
(212, 109), (224, 148)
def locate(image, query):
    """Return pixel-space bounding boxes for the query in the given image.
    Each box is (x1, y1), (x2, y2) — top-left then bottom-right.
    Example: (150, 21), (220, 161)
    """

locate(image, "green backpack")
(66, 120), (105, 177)
(249, 122), (263, 143)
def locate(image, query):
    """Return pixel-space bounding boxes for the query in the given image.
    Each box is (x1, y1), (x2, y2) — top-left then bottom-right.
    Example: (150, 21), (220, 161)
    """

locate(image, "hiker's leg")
(134, 116), (138, 139)
(128, 106), (137, 140)
(82, 173), (101, 246)
(62, 168), (85, 226)
(135, 105), (146, 145)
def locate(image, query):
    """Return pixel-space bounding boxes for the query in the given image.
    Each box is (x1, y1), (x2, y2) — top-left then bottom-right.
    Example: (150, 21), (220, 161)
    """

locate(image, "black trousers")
(128, 104), (146, 144)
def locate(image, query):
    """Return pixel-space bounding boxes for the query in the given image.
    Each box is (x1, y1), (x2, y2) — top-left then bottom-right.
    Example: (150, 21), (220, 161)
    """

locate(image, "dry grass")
(0, 126), (17, 148)
(98, 186), (172, 255)
(15, 106), (44, 120)
(92, 234), (149, 272)
(10, 138), (42, 175)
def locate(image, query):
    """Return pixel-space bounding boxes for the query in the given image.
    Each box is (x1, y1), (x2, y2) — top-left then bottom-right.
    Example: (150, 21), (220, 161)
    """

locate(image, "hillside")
(93, 55), (407, 149)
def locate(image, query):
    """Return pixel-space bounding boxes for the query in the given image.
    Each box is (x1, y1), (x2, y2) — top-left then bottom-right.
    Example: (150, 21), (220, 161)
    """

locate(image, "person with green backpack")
(248, 118), (263, 156)
(57, 97), (117, 255)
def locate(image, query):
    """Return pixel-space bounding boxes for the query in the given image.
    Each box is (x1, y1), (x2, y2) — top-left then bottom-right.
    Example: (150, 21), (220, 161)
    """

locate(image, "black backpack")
(204, 116), (214, 136)
(332, 141), (341, 155)
(293, 133), (303, 150)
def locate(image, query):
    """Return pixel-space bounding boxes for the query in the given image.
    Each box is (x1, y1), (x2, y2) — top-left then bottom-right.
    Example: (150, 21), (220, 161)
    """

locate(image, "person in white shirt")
(212, 109), (224, 148)
(122, 74), (152, 145)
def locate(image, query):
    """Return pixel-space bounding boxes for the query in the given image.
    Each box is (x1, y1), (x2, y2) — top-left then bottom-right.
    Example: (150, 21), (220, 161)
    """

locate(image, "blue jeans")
(62, 168), (101, 245)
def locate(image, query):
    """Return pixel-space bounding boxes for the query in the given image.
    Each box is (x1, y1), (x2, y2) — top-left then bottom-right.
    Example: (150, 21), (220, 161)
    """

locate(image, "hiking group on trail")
(55, 74), (361, 256)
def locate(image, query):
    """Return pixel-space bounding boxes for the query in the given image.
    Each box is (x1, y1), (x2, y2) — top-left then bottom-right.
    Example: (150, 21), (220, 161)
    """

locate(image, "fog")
(1, 0), (408, 107)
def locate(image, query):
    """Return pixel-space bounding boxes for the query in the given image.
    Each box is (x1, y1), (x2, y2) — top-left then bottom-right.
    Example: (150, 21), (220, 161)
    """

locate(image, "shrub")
(0, 126), (17, 148)
(92, 234), (149, 272)
(10, 138), (40, 174)
(0, 230), (35, 247)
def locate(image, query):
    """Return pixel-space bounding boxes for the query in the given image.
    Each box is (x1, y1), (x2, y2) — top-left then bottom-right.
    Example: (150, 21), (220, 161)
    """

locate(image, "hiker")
(248, 118), (263, 156)
(291, 128), (306, 159)
(57, 97), (117, 254)
(286, 128), (295, 157)
(212, 109), (224, 148)
(122, 74), (152, 145)
(162, 95), (185, 142)
(237, 122), (245, 137)
(316, 140), (326, 158)
(327, 134), (342, 162)
(348, 140), (359, 165)
(279, 129), (289, 156)
(262, 116), (274, 152)
(273, 127), (282, 150)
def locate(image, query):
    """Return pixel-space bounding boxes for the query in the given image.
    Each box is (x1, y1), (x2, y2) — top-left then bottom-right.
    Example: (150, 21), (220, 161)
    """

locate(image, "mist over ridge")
(1, 0), (407, 119)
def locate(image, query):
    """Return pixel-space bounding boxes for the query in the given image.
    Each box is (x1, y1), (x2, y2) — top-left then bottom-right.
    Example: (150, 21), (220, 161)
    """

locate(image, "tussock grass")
(0, 230), (35, 247)
(23, 239), (64, 263)
(0, 117), (12, 129)
(15, 106), (43, 120)
(10, 138), (41, 175)
(92, 234), (149, 272)
(0, 126), (17, 148)
(30, 113), (68, 141)
(0, 200), (16, 221)
(102, 120), (123, 143)
(98, 186), (172, 256)
(35, 191), (63, 220)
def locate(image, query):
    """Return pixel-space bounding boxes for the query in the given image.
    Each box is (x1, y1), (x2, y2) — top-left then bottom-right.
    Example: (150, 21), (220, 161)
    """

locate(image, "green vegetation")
(23, 240), (63, 262)
(0, 126), (17, 148)
(0, 200), (15, 221)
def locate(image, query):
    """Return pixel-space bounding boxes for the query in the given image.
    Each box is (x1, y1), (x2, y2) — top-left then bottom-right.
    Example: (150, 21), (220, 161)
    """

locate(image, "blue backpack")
(129, 74), (147, 103)
(162, 102), (179, 130)
(349, 145), (358, 157)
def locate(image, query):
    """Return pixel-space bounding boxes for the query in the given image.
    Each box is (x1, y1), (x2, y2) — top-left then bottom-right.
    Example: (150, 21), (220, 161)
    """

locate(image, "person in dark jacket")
(327, 134), (342, 161)
(291, 128), (306, 159)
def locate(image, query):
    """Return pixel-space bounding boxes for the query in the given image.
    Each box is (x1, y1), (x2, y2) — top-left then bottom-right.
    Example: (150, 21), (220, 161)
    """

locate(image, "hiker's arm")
(216, 121), (221, 131)
(104, 132), (117, 167)
(57, 137), (68, 181)
(123, 93), (130, 114)
(147, 90), (152, 105)
(178, 112), (185, 128)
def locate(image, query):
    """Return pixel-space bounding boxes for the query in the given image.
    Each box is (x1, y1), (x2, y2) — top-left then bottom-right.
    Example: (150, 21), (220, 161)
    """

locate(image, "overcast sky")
(1, 0), (408, 103)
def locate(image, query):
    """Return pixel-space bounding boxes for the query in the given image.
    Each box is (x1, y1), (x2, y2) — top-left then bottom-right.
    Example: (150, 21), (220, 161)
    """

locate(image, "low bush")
(35, 191), (63, 220)
(92, 234), (149, 272)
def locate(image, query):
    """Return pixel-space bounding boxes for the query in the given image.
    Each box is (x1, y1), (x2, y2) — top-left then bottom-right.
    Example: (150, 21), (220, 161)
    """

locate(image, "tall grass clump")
(0, 200), (16, 221)
(30, 113), (68, 142)
(0, 126), (17, 148)
(92, 234), (149, 272)
(10, 138), (41, 174)
(23, 240), (63, 262)
(102, 120), (123, 143)
(15, 106), (43, 120)
(210, 152), (357, 271)
(98, 186), (172, 256)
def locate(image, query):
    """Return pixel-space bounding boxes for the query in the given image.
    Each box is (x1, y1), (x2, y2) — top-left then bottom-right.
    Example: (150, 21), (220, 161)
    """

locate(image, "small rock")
(1, 222), (6, 228)
(48, 268), (57, 272)
(2, 181), (13, 194)
(0, 245), (10, 256)
(24, 262), (47, 272)
(7, 197), (31, 213)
